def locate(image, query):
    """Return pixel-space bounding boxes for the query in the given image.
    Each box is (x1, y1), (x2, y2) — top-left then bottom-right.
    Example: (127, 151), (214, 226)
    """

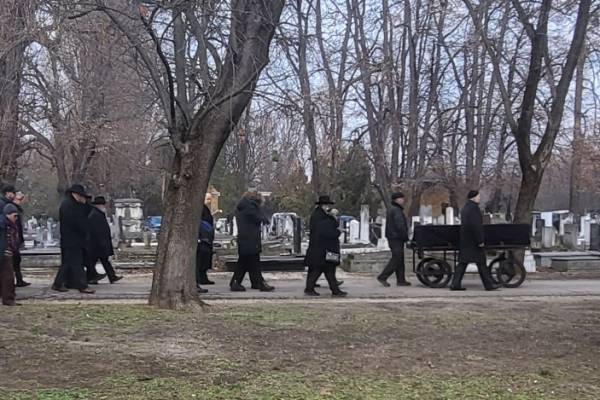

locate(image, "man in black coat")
(230, 192), (274, 292)
(83, 196), (106, 284)
(304, 195), (347, 297)
(1, 204), (21, 306)
(52, 184), (95, 293)
(377, 192), (411, 287)
(87, 196), (122, 284)
(450, 190), (498, 291)
(12, 190), (30, 287)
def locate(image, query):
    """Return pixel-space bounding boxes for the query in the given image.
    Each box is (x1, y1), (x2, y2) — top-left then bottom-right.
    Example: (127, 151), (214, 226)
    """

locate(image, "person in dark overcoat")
(52, 184), (95, 293)
(0, 185), (16, 211)
(450, 190), (498, 291)
(83, 196), (106, 284)
(230, 192), (274, 292)
(12, 191), (30, 287)
(196, 204), (215, 293)
(377, 192), (411, 287)
(87, 196), (122, 284)
(304, 195), (347, 297)
(0, 204), (22, 306)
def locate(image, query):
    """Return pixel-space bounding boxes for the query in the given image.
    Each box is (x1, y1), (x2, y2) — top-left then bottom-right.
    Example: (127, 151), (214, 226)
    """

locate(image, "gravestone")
(542, 226), (555, 248)
(377, 216), (389, 249)
(359, 204), (370, 244)
(445, 206), (455, 225)
(563, 223), (579, 250)
(590, 224), (600, 251)
(349, 219), (360, 243)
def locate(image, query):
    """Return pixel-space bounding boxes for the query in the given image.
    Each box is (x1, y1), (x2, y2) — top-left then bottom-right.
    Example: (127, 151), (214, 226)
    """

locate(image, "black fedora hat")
(315, 195), (335, 205)
(91, 196), (107, 205)
(66, 184), (89, 197)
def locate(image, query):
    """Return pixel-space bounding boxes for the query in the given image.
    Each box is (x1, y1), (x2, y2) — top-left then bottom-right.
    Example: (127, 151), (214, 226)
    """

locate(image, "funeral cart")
(408, 224), (530, 288)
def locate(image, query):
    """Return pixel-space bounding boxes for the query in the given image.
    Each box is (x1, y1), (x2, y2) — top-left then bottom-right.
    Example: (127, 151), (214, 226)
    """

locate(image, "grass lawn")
(1, 298), (599, 399)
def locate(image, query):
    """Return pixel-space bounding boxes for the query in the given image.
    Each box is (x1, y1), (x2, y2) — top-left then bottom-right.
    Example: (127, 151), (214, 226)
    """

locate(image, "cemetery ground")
(1, 279), (600, 399)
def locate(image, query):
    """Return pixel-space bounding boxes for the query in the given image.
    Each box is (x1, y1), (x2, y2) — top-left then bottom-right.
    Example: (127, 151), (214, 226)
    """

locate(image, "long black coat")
(197, 205), (215, 254)
(305, 207), (341, 267)
(236, 197), (268, 256)
(59, 195), (88, 249)
(87, 207), (114, 259)
(459, 200), (486, 264)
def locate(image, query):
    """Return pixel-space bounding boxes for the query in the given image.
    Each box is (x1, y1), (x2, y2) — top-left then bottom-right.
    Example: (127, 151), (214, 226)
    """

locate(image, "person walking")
(87, 196), (122, 284)
(450, 190), (499, 291)
(304, 195), (347, 297)
(12, 191), (30, 287)
(0, 204), (22, 306)
(52, 184), (95, 294)
(83, 195), (106, 284)
(230, 191), (274, 292)
(0, 185), (16, 210)
(196, 204), (215, 293)
(377, 192), (411, 287)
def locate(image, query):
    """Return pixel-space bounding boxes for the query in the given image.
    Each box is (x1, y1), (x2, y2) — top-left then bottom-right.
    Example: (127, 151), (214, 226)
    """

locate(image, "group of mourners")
(0, 182), (498, 306)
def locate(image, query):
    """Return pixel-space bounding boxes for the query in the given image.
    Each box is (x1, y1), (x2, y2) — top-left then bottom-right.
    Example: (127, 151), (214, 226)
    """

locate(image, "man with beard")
(450, 190), (499, 291)
(52, 184), (95, 294)
(304, 195), (347, 297)
(87, 196), (122, 284)
(230, 191), (274, 292)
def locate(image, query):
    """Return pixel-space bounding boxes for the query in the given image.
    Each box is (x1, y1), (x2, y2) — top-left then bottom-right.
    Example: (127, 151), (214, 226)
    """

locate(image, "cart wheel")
(416, 258), (452, 288)
(488, 256), (527, 288)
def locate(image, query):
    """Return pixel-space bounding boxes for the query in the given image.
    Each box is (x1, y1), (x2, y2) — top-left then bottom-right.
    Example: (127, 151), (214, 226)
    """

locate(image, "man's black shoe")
(197, 287), (208, 293)
(51, 284), (69, 292)
(485, 285), (501, 291)
(93, 273), (107, 282)
(377, 278), (390, 287)
(332, 290), (348, 297)
(230, 283), (246, 292)
(304, 290), (320, 296)
(88, 280), (99, 285)
(450, 287), (466, 291)
(110, 276), (123, 284)
(16, 281), (31, 287)
(199, 280), (215, 285)
(397, 281), (411, 287)
(336, 280), (344, 287)
(259, 284), (275, 292)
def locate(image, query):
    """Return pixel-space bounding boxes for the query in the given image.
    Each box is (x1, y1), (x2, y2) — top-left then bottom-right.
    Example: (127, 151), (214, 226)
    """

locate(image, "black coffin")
(412, 224), (531, 249)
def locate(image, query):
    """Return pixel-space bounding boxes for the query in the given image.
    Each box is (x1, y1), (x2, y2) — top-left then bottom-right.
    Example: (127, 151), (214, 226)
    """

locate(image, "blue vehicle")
(145, 216), (162, 231)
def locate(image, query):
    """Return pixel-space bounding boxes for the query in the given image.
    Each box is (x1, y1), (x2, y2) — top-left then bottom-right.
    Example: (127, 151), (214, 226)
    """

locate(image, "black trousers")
(84, 249), (101, 281)
(0, 255), (16, 305)
(13, 252), (24, 284)
(377, 240), (407, 283)
(231, 254), (264, 287)
(451, 260), (495, 290)
(89, 256), (118, 282)
(196, 250), (213, 285)
(306, 264), (340, 293)
(54, 247), (87, 289)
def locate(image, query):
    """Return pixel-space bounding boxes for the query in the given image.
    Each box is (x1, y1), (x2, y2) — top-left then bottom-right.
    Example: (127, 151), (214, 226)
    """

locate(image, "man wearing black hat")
(304, 195), (347, 297)
(83, 195), (106, 284)
(87, 196), (122, 284)
(450, 190), (498, 291)
(52, 184), (95, 293)
(377, 192), (411, 287)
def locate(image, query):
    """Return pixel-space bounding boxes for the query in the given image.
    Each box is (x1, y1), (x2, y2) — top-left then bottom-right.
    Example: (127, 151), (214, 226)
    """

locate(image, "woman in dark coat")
(450, 190), (498, 291)
(230, 192), (274, 292)
(304, 195), (347, 297)
(196, 205), (215, 293)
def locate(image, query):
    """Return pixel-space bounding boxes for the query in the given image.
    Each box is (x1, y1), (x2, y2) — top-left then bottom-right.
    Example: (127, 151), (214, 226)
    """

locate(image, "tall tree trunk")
(569, 47), (586, 215)
(0, 1), (32, 183)
(149, 0), (284, 309)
